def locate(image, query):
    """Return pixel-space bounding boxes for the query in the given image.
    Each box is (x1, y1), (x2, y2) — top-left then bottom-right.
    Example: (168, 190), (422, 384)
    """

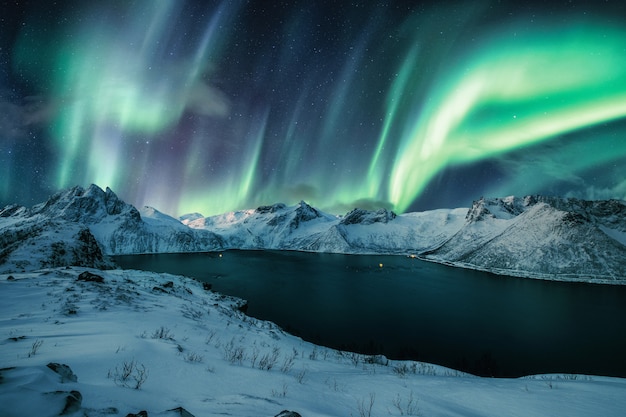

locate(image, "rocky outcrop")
(125, 411), (148, 417)
(266, 201), (324, 230)
(340, 208), (397, 225)
(256, 203), (287, 214)
(46, 363), (78, 383)
(0, 365), (83, 417)
(275, 411), (302, 417)
(77, 271), (105, 283)
(60, 390), (82, 415)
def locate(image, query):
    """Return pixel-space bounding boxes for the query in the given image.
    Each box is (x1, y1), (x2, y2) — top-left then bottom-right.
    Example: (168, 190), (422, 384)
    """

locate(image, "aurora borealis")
(1, 1), (626, 216)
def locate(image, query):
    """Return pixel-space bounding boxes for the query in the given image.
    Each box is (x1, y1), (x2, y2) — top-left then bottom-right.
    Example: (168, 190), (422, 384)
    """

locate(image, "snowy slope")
(2, 267), (625, 417)
(300, 208), (467, 254)
(425, 196), (626, 281)
(0, 185), (224, 272)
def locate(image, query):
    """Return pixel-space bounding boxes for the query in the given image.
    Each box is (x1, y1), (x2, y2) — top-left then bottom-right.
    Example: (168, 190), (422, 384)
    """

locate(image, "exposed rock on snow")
(275, 411), (302, 417)
(0, 365), (84, 417)
(61, 390), (83, 415)
(340, 207), (397, 225)
(125, 411), (148, 417)
(77, 271), (105, 283)
(46, 362), (78, 383)
(166, 407), (196, 417)
(255, 203), (287, 214)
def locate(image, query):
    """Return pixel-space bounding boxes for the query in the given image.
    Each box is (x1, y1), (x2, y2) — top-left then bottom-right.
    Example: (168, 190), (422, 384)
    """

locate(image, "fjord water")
(115, 250), (626, 377)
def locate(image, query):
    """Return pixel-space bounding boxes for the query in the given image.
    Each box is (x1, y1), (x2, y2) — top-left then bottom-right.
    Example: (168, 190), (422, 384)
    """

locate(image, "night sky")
(1, 0), (626, 216)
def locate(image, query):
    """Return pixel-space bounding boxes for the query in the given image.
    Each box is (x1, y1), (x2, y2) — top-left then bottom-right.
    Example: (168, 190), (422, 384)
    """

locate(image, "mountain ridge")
(1, 185), (625, 283)
(422, 196), (626, 281)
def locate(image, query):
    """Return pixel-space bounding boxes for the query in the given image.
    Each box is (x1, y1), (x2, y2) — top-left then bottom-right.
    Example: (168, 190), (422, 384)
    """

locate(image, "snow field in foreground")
(1, 268), (625, 417)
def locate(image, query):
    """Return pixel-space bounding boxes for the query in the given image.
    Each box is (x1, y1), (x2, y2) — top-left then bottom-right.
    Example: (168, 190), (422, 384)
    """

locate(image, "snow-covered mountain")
(184, 201), (340, 250)
(0, 185), (223, 272)
(184, 201), (467, 254)
(423, 196), (626, 281)
(1, 185), (625, 282)
(183, 195), (626, 282)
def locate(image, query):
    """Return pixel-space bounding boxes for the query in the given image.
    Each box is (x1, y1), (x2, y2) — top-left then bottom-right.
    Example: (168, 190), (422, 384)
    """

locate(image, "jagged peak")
(340, 207), (396, 225)
(104, 186), (118, 199)
(29, 184), (139, 222)
(294, 200), (321, 221)
(87, 183), (104, 193)
(465, 196), (523, 222)
(465, 194), (626, 224)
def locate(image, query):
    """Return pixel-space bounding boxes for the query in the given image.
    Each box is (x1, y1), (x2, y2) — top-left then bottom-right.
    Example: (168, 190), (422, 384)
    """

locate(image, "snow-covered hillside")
(424, 196), (626, 282)
(1, 185), (625, 282)
(2, 267), (625, 417)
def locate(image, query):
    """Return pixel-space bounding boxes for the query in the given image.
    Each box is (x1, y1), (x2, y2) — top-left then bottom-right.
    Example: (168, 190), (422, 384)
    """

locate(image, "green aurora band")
(8, 3), (626, 215)
(384, 19), (626, 212)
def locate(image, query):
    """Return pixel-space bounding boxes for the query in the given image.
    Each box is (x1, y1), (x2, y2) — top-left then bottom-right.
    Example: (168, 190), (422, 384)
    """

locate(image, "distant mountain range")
(1, 184), (625, 283)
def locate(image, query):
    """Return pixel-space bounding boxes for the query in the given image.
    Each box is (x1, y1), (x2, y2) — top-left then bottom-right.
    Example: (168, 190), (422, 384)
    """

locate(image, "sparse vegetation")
(280, 349), (296, 373)
(325, 377), (344, 392)
(295, 368), (307, 384)
(391, 390), (420, 416)
(181, 304), (205, 320)
(271, 382), (288, 398)
(184, 351), (204, 363)
(205, 329), (217, 345)
(28, 339), (44, 357)
(108, 359), (149, 389)
(354, 392), (375, 417)
(393, 362), (415, 377)
(151, 326), (175, 340)
(249, 345), (260, 368)
(258, 346), (281, 371)
(222, 338), (246, 365)
(392, 361), (442, 377)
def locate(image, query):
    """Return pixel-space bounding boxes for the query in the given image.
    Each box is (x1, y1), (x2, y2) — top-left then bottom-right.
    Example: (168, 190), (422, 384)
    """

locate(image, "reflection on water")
(115, 250), (626, 377)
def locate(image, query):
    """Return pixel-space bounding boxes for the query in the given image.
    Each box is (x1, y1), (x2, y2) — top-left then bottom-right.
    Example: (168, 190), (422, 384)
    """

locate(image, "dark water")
(115, 250), (626, 377)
